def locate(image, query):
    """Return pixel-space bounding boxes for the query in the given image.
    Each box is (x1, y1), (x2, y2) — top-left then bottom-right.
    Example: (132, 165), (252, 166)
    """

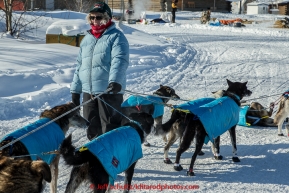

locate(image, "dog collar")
(226, 92), (240, 101)
(233, 94), (240, 100)
(130, 120), (143, 131)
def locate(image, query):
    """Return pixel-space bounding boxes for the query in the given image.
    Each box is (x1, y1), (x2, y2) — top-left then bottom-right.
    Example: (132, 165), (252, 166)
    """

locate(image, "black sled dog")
(0, 102), (89, 193)
(157, 79), (252, 176)
(60, 112), (154, 193)
(121, 85), (180, 146)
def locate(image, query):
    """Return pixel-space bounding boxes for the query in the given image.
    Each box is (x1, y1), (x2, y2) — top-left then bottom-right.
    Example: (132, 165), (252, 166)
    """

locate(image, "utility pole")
(239, 0), (242, 14)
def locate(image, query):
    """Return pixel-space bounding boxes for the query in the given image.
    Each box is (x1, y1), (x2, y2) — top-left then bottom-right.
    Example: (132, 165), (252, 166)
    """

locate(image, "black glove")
(71, 93), (80, 106)
(107, 82), (122, 94)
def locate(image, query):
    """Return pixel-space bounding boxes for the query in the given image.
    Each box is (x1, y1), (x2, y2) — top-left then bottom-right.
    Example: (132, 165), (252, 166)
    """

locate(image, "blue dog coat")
(238, 105), (250, 126)
(121, 95), (164, 118)
(0, 118), (64, 164)
(174, 98), (215, 112)
(79, 126), (143, 185)
(175, 97), (239, 144)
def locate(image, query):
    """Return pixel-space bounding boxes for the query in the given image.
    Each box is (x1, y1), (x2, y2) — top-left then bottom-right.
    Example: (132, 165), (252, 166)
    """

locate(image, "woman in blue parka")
(71, 2), (129, 140)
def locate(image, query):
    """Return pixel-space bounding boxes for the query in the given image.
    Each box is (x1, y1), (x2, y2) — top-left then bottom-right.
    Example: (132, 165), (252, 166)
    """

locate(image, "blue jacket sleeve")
(108, 33), (129, 89)
(70, 47), (83, 94)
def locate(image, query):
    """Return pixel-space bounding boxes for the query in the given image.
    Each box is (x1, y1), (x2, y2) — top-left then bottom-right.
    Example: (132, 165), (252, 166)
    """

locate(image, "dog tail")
(60, 134), (89, 166)
(155, 109), (182, 135)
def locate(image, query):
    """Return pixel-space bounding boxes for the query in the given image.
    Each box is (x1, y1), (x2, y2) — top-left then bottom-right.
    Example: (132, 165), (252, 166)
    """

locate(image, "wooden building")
(106, 0), (231, 13)
(0, 0), (25, 11)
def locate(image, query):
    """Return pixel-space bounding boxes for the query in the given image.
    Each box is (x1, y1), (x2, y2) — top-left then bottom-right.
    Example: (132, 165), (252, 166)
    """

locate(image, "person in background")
(71, 2), (129, 140)
(171, 0), (178, 23)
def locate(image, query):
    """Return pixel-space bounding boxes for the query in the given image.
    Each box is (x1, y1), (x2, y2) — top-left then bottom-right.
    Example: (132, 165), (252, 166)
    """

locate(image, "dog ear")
(212, 91), (217, 94)
(145, 113), (154, 125)
(0, 156), (8, 166)
(160, 84), (163, 88)
(243, 81), (248, 86)
(60, 134), (73, 151)
(226, 79), (233, 86)
(31, 161), (52, 182)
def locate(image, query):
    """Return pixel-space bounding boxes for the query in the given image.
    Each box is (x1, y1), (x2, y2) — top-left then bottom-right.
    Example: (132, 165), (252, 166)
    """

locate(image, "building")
(247, 2), (269, 14)
(1, 0), (232, 13)
(0, 0), (25, 11)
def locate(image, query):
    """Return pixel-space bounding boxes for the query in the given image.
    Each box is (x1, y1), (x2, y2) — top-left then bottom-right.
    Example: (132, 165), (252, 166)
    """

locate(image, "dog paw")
(232, 157), (240, 162)
(186, 170), (195, 176)
(198, 151), (205, 156)
(214, 155), (223, 160)
(174, 165), (183, 171)
(278, 133), (284, 136)
(163, 158), (172, 164)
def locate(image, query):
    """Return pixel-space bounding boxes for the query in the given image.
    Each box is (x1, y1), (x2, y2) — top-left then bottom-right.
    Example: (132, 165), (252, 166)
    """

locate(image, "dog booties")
(174, 97), (239, 143)
(79, 126), (142, 185)
(1, 118), (64, 164)
(121, 95), (164, 118)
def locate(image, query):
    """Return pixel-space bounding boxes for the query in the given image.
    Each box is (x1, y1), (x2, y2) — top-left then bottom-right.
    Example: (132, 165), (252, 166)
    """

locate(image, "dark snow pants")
(172, 8), (177, 23)
(83, 93), (123, 140)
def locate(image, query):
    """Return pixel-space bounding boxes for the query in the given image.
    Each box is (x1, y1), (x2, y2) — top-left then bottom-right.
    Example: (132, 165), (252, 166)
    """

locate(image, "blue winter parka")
(70, 22), (129, 95)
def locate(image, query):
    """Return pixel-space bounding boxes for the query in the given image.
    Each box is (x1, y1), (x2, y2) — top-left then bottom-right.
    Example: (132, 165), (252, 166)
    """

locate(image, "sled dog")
(0, 156), (51, 193)
(274, 91), (289, 136)
(121, 85), (180, 146)
(156, 79), (252, 176)
(0, 102), (89, 193)
(60, 112), (154, 193)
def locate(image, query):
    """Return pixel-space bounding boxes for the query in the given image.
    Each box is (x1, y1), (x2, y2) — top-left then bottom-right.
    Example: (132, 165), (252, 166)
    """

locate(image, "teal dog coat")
(174, 97), (239, 143)
(121, 95), (164, 118)
(79, 126), (143, 185)
(238, 105), (250, 126)
(1, 118), (64, 164)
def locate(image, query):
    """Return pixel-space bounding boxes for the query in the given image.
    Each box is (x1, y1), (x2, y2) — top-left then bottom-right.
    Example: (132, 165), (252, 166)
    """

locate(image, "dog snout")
(86, 121), (90, 127)
(172, 94), (180, 100)
(246, 90), (252, 96)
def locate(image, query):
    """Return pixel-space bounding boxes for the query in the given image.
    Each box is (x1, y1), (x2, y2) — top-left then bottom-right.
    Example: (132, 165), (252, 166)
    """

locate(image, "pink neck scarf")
(90, 19), (112, 38)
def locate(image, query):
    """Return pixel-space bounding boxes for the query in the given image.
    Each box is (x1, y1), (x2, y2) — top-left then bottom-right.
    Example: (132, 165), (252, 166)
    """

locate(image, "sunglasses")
(90, 16), (103, 20)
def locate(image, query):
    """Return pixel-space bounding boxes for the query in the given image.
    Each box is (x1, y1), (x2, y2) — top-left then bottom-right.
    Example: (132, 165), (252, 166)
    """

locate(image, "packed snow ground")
(1, 10), (289, 192)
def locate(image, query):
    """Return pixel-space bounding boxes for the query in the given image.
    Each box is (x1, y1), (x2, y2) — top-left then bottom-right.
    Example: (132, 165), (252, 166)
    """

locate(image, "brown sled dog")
(274, 91), (289, 136)
(0, 156), (51, 193)
(156, 80), (252, 176)
(0, 102), (89, 193)
(246, 102), (276, 127)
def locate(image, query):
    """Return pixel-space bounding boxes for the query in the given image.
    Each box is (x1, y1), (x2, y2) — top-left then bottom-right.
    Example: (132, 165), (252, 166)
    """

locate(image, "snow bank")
(46, 19), (90, 36)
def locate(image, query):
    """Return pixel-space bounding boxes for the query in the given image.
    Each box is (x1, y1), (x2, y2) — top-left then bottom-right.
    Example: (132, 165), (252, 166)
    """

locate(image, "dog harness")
(0, 118), (64, 164)
(121, 95), (164, 118)
(78, 126), (142, 185)
(175, 97), (239, 144)
(283, 91), (289, 99)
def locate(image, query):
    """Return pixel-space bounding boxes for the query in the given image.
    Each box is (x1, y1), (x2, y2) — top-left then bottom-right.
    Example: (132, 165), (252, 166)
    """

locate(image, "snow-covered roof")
(247, 2), (269, 6)
(46, 19), (90, 35)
